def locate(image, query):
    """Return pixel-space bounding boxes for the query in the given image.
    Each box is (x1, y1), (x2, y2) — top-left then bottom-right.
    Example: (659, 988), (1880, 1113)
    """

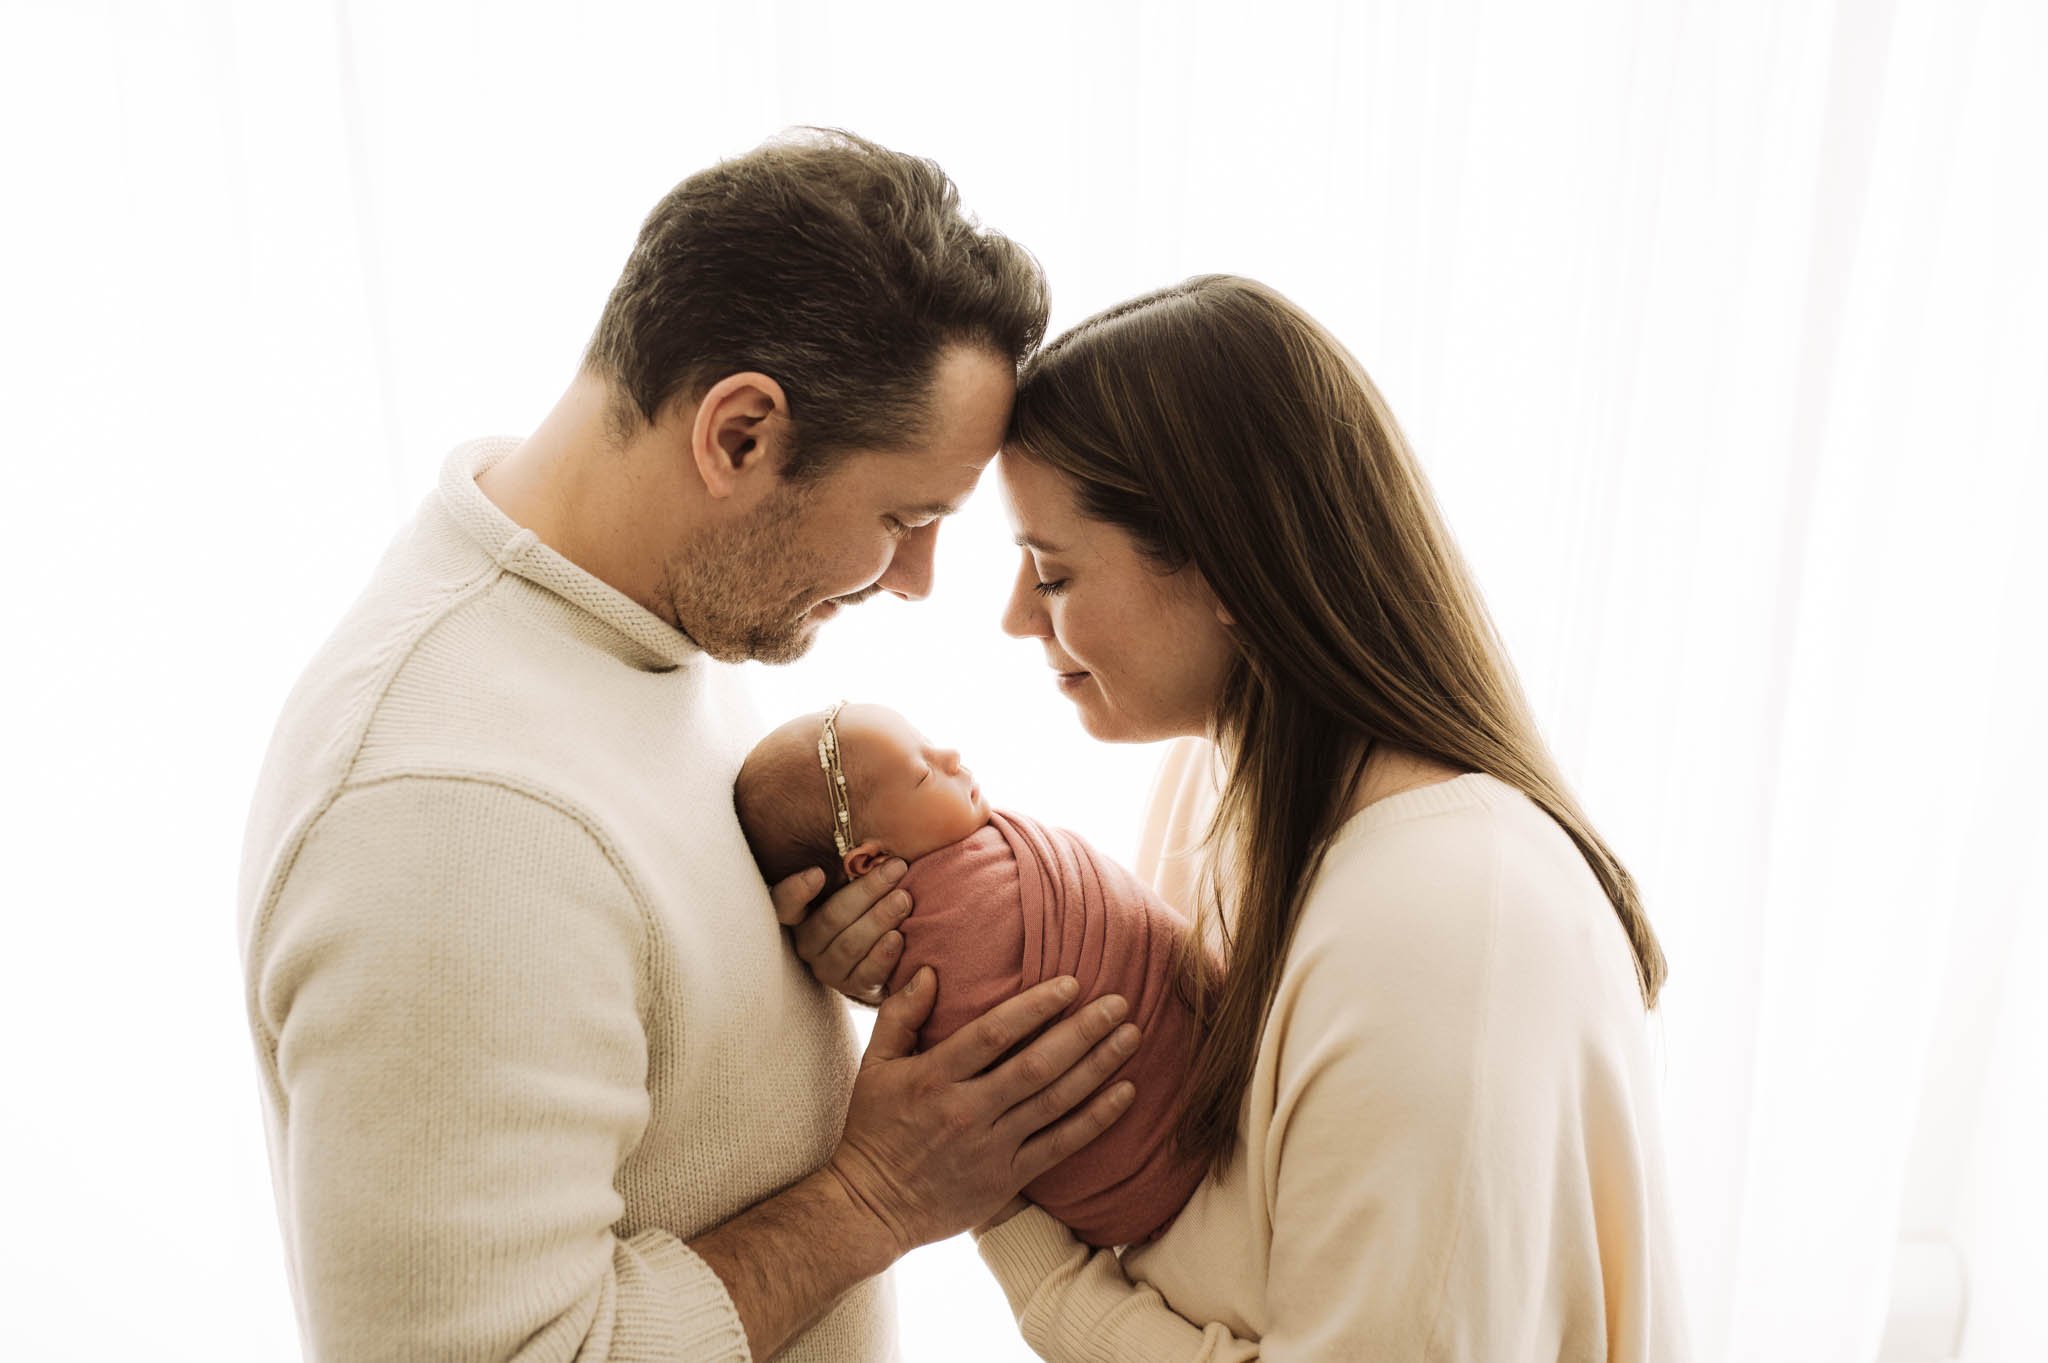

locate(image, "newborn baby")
(734, 701), (1213, 1248)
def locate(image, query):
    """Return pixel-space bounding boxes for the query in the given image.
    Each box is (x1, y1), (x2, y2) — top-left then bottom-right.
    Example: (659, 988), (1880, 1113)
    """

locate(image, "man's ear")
(843, 841), (890, 882)
(689, 371), (789, 500)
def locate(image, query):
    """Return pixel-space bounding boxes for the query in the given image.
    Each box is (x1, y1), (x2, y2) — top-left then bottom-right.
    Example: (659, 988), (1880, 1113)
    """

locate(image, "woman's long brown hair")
(1007, 276), (1667, 1177)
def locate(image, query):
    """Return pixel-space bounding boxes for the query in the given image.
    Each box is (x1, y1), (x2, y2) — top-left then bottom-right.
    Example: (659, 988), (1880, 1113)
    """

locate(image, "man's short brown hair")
(581, 128), (1049, 481)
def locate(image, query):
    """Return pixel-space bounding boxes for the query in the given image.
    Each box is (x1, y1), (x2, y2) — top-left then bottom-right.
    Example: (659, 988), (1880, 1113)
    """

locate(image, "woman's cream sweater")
(974, 739), (1692, 1361)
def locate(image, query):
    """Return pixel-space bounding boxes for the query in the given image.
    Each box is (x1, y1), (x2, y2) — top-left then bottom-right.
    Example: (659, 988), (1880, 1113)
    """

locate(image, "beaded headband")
(817, 700), (857, 856)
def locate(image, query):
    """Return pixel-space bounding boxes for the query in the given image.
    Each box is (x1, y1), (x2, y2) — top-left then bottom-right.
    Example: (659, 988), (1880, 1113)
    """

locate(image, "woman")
(966, 275), (1689, 1360)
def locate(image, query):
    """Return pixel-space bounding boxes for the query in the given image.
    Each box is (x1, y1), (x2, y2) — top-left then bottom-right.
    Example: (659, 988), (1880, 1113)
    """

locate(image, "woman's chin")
(1074, 699), (1138, 744)
(1072, 695), (1188, 745)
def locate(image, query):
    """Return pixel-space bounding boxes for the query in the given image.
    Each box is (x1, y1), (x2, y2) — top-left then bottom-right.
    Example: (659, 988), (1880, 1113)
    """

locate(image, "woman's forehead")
(997, 449), (1085, 543)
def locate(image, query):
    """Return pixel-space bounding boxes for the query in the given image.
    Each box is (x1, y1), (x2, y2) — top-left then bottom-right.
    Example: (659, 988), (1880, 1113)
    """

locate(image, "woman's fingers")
(928, 976), (1086, 1082)
(992, 1015), (1142, 1147)
(1012, 1080), (1139, 1187)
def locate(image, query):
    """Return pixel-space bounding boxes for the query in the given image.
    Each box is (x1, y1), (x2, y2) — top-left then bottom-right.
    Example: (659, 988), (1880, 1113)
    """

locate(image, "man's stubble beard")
(654, 482), (849, 665)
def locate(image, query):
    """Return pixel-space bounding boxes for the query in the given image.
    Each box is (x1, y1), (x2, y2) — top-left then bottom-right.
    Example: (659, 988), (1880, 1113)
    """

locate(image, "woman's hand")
(973, 1195), (1033, 1237)
(772, 860), (913, 1005)
(825, 967), (1140, 1258)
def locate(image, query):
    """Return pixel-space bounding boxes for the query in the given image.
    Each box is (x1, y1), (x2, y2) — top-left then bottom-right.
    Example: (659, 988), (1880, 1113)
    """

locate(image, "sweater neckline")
(437, 436), (704, 673)
(1324, 771), (1513, 852)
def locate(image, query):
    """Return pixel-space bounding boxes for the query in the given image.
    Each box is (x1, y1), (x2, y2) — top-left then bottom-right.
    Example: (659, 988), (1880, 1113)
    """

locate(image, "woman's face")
(998, 451), (1238, 743)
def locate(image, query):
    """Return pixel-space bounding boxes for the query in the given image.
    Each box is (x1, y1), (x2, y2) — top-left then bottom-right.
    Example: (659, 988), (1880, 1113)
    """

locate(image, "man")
(237, 129), (1140, 1362)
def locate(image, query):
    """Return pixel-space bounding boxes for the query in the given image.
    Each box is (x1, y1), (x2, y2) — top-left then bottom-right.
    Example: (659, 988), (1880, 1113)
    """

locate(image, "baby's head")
(735, 702), (992, 892)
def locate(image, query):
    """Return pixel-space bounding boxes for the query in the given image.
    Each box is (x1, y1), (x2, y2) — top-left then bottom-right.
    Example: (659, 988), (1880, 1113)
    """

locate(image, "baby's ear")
(844, 841), (889, 881)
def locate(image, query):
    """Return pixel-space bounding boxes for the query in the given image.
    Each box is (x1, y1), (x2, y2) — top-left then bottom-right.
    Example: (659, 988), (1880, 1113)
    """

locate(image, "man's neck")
(477, 373), (692, 611)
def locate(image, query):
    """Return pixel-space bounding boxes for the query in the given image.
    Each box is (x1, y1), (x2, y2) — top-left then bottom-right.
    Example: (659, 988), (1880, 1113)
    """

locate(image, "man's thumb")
(864, 966), (936, 1063)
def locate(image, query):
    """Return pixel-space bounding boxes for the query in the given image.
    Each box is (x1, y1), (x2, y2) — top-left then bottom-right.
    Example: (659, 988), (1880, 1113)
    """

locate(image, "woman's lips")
(1056, 671), (1090, 692)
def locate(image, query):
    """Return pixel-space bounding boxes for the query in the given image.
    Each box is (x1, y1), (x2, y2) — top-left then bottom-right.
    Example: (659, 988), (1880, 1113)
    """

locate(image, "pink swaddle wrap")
(883, 809), (1211, 1247)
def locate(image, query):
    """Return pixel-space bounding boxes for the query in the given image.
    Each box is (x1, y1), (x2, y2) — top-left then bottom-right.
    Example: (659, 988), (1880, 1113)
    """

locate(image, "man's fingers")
(1012, 1081), (1138, 1186)
(864, 965), (937, 1064)
(770, 867), (826, 927)
(814, 890), (911, 984)
(994, 1018), (1141, 1145)
(929, 976), (1084, 1082)
(793, 860), (908, 961)
(841, 932), (904, 1005)
(980, 993), (1130, 1115)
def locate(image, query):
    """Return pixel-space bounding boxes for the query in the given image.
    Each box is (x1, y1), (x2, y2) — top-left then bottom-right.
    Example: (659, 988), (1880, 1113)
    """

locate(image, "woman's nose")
(1001, 562), (1047, 638)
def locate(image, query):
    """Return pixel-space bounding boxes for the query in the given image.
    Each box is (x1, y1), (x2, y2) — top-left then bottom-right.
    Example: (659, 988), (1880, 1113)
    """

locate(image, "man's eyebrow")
(1013, 532), (1064, 553)
(902, 500), (965, 519)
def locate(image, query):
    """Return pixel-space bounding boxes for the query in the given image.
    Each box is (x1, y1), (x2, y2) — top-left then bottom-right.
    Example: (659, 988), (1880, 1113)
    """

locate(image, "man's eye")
(1033, 579), (1068, 597)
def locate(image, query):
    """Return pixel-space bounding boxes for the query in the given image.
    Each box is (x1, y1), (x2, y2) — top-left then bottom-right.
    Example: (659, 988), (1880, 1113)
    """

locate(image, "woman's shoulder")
(1302, 771), (1517, 919)
(1290, 773), (1636, 1020)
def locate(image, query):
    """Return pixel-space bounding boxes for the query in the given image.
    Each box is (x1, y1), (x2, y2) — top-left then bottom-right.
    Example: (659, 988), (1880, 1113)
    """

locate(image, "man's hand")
(824, 966), (1142, 1258)
(772, 860), (912, 1005)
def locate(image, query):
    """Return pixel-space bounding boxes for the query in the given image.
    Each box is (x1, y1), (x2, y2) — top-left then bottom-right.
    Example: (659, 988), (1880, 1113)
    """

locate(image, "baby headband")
(818, 699), (856, 857)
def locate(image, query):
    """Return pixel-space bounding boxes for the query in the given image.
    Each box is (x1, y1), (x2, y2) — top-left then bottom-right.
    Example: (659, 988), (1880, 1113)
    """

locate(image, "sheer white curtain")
(3, 2), (2041, 1359)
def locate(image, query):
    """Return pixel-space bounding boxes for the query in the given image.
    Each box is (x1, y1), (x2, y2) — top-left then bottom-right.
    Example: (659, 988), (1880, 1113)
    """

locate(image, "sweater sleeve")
(974, 1208), (1261, 1362)
(250, 776), (750, 1363)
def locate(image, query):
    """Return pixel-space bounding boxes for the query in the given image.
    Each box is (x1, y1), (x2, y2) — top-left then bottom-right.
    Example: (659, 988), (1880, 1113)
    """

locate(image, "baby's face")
(840, 704), (991, 864)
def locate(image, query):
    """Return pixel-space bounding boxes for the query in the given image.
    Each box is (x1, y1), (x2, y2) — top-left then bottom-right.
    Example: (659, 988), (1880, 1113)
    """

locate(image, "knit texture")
(237, 436), (894, 1362)
(976, 740), (1693, 1361)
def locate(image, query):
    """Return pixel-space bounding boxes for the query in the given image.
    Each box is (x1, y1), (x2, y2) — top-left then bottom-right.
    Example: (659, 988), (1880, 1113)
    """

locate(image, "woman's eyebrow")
(1013, 531), (1064, 553)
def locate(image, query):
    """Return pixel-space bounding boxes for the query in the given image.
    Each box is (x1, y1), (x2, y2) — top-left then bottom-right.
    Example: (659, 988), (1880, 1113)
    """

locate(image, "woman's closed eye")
(1033, 578), (1069, 597)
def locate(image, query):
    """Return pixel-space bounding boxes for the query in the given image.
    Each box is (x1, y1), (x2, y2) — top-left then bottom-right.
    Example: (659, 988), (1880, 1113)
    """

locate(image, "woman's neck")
(1339, 743), (1469, 822)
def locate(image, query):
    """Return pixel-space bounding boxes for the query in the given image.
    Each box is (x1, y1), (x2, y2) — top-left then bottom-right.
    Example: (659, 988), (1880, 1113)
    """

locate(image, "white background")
(1, 2), (2043, 1360)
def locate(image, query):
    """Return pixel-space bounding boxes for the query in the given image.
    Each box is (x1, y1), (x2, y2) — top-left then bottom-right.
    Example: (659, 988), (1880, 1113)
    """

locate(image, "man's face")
(662, 347), (1015, 664)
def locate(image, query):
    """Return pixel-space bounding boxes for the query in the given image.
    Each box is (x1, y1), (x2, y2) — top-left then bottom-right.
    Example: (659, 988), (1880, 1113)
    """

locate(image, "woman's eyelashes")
(1032, 578), (1069, 597)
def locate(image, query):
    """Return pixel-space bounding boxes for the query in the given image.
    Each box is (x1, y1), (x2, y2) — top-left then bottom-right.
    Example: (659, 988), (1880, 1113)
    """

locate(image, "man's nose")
(881, 522), (938, 602)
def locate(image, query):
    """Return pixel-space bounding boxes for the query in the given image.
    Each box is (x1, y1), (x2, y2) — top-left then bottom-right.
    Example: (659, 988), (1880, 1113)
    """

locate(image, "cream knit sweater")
(237, 437), (892, 1362)
(975, 739), (1692, 1361)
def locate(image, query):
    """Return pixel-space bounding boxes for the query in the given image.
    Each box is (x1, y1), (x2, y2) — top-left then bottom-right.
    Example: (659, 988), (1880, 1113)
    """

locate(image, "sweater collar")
(437, 435), (704, 673)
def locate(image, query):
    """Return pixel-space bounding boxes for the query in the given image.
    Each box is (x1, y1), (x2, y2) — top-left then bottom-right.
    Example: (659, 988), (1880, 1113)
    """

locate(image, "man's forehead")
(896, 478), (980, 518)
(920, 347), (1014, 467)
(870, 450), (991, 513)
